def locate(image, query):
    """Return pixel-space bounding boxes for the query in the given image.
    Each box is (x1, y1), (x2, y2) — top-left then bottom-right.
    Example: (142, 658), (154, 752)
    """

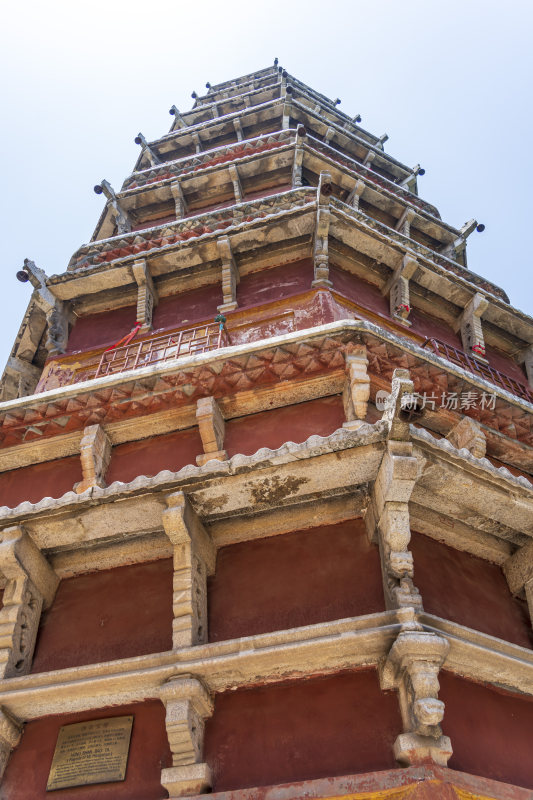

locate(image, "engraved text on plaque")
(46, 715), (134, 791)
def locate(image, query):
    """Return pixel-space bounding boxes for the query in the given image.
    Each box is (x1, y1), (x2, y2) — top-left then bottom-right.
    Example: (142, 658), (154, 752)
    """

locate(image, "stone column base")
(394, 732), (452, 767)
(161, 762), (212, 798)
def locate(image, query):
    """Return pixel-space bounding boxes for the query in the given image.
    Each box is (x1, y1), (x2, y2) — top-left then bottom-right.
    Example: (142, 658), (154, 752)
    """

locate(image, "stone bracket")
(23, 260), (70, 357)
(135, 132), (161, 166)
(228, 164), (243, 203)
(74, 423), (112, 494)
(292, 126), (306, 187)
(0, 526), (59, 678)
(504, 539), (533, 624)
(312, 171), (332, 288)
(380, 629), (452, 767)
(0, 707), (21, 780)
(395, 207), (416, 237)
(520, 344), (533, 390)
(162, 493), (216, 648)
(233, 118), (244, 141)
(160, 675), (214, 798)
(99, 179), (132, 235)
(445, 416), (486, 459)
(217, 236), (239, 313)
(346, 178), (365, 210)
(342, 345), (370, 429)
(381, 256), (418, 327)
(196, 397), (227, 466)
(171, 180), (188, 219)
(133, 258), (158, 332)
(453, 292), (488, 361)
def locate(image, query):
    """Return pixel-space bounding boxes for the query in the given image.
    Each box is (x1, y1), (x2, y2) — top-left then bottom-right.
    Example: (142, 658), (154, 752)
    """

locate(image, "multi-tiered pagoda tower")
(0, 64), (532, 800)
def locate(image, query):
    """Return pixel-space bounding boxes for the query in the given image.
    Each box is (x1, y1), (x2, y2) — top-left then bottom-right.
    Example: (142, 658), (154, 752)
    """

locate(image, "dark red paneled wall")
(225, 396), (345, 458)
(411, 531), (532, 648)
(204, 670), (400, 792)
(1, 700), (171, 800)
(237, 260), (312, 309)
(0, 455), (82, 508)
(31, 559), (173, 672)
(440, 671), (533, 789)
(208, 519), (384, 641)
(66, 304), (136, 354)
(106, 428), (203, 484)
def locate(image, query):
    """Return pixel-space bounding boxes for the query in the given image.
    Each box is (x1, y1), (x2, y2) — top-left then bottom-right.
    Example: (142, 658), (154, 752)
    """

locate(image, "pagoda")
(0, 63), (532, 799)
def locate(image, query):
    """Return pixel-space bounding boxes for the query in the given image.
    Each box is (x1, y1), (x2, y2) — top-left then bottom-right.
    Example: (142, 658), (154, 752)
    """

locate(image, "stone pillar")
(160, 675), (214, 798)
(74, 423), (112, 494)
(0, 708), (21, 780)
(0, 526), (58, 678)
(342, 345), (370, 429)
(381, 623), (452, 767)
(162, 493), (216, 648)
(196, 397), (227, 466)
(365, 369), (422, 610)
(228, 165), (243, 203)
(312, 171), (332, 288)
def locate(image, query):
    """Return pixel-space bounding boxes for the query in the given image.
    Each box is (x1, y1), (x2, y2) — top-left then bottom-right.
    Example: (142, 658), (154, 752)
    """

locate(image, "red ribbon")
(104, 323), (141, 352)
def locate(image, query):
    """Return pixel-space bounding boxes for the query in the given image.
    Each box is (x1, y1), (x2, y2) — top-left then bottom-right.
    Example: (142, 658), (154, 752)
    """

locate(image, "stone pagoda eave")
(61, 194), (521, 346)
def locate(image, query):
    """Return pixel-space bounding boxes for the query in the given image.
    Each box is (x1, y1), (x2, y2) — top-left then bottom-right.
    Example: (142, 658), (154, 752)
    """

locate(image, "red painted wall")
(66, 304), (136, 354)
(410, 531), (532, 648)
(225, 396), (345, 457)
(208, 519), (384, 641)
(31, 559), (173, 672)
(106, 428), (204, 484)
(237, 260), (312, 310)
(152, 283), (222, 332)
(0, 700), (171, 800)
(0, 455), (82, 509)
(440, 671), (533, 789)
(204, 670), (401, 792)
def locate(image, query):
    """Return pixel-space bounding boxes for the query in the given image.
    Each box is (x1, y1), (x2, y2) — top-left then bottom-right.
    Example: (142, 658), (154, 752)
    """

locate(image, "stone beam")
(196, 397), (227, 466)
(312, 171), (332, 288)
(0, 526), (58, 678)
(160, 674), (214, 798)
(217, 236), (239, 313)
(74, 424), (112, 494)
(132, 258), (158, 332)
(162, 493), (216, 649)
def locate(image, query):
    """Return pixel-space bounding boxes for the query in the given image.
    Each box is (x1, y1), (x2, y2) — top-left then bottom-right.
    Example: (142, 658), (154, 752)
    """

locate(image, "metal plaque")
(46, 715), (133, 791)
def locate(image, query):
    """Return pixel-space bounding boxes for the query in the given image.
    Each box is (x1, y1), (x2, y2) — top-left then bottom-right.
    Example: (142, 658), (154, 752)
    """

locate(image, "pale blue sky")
(1, 0), (531, 372)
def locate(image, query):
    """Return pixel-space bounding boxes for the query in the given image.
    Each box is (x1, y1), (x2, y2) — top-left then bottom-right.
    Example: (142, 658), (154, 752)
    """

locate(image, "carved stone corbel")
(365, 369), (422, 610)
(382, 255), (418, 327)
(292, 125), (306, 187)
(346, 179), (365, 210)
(132, 258), (158, 332)
(233, 118), (244, 141)
(0, 708), (22, 780)
(453, 292), (488, 361)
(192, 133), (202, 154)
(228, 164), (243, 203)
(312, 171), (332, 288)
(98, 180), (132, 235)
(21, 260), (70, 356)
(0, 526), (59, 678)
(395, 207), (416, 237)
(160, 675), (214, 798)
(171, 180), (188, 219)
(217, 236), (239, 313)
(74, 424), (112, 494)
(135, 132), (161, 166)
(446, 416), (486, 458)
(343, 345), (370, 429)
(520, 344), (533, 390)
(503, 539), (533, 625)
(380, 628), (452, 766)
(196, 397), (227, 466)
(162, 493), (216, 648)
